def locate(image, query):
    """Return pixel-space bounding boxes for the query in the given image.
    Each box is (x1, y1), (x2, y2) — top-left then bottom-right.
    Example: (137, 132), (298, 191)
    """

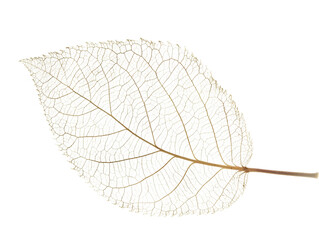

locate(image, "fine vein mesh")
(22, 39), (252, 215)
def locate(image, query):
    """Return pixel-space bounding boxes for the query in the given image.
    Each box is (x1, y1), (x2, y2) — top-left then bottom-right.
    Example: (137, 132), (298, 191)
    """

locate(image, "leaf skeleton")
(21, 39), (318, 216)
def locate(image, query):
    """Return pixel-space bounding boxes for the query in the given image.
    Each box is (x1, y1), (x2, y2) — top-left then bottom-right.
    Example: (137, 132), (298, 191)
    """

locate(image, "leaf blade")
(22, 39), (252, 215)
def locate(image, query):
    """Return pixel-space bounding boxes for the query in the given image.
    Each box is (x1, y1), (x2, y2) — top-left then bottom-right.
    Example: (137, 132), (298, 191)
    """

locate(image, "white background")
(1, 1), (318, 239)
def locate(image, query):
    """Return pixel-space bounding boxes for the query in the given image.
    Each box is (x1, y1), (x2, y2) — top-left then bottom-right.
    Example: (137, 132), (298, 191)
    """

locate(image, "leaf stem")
(243, 167), (318, 179)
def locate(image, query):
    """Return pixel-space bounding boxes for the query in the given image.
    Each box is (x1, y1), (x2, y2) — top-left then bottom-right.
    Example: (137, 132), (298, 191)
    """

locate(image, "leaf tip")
(19, 58), (30, 65)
